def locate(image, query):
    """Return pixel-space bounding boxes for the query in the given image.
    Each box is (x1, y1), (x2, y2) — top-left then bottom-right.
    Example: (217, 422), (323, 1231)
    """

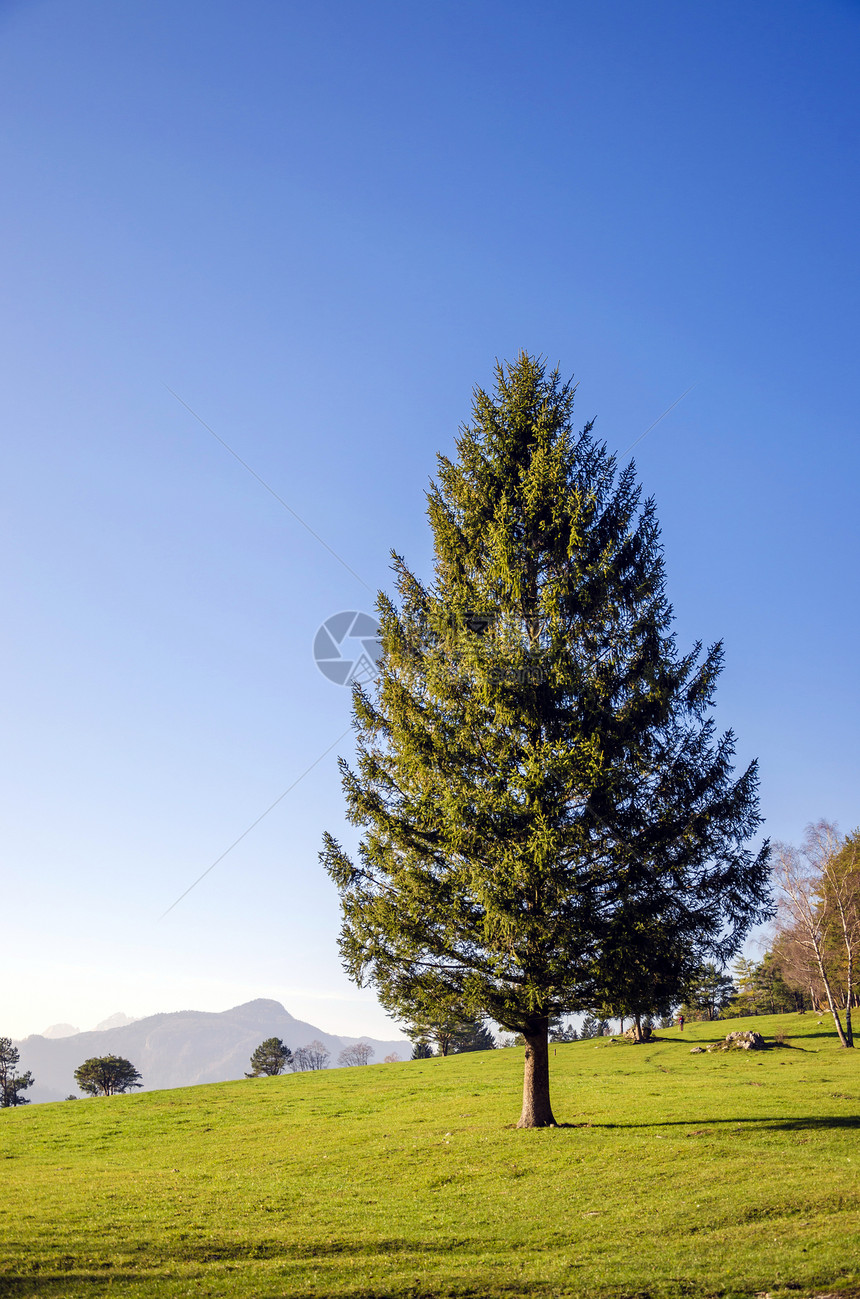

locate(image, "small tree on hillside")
(322, 355), (772, 1127)
(681, 962), (735, 1021)
(246, 1038), (292, 1077)
(338, 1041), (374, 1066)
(291, 1041), (330, 1071)
(74, 1056), (142, 1096)
(579, 1013), (600, 1041)
(729, 956), (765, 1016)
(0, 1039), (34, 1107)
(404, 1011), (495, 1055)
(403, 1009), (478, 1058)
(549, 1018), (578, 1042)
(728, 952), (798, 1016)
(411, 1041), (433, 1059)
(452, 1020), (496, 1052)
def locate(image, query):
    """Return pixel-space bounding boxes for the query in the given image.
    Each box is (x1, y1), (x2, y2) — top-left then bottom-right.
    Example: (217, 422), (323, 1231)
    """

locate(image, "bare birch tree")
(290, 1040), (331, 1071)
(772, 823), (854, 1048)
(337, 1041), (374, 1066)
(815, 823), (860, 1042)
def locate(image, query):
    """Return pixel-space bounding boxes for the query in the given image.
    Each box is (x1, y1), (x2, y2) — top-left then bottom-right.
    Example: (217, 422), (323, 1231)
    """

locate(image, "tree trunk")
(833, 892), (855, 1047)
(814, 948), (851, 1048)
(517, 1020), (556, 1128)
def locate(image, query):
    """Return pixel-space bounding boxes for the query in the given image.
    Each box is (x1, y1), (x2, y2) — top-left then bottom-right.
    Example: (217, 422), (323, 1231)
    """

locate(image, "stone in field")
(724, 1030), (766, 1050)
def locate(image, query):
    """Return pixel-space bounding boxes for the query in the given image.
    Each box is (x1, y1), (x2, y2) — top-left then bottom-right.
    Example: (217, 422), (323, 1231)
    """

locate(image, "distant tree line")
(245, 1037), (382, 1075)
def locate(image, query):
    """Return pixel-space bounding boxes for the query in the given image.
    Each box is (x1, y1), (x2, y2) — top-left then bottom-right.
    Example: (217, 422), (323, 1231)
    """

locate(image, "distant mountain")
(15, 1000), (409, 1104)
(94, 1012), (139, 1031)
(41, 1023), (80, 1039)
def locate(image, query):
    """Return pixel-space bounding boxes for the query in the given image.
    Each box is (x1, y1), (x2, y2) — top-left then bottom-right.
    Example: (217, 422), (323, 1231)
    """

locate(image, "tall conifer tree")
(322, 354), (771, 1127)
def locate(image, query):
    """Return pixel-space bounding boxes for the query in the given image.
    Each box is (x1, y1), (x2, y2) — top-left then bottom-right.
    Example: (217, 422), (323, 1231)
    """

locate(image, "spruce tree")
(549, 1017), (578, 1043)
(322, 354), (771, 1127)
(579, 1013), (600, 1041)
(452, 1018), (497, 1053)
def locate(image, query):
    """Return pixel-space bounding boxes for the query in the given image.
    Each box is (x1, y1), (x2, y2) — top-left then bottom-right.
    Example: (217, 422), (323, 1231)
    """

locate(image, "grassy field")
(1, 1012), (858, 1299)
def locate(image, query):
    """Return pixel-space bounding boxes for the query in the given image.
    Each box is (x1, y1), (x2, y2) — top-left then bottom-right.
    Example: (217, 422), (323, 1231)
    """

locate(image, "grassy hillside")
(1, 1013), (858, 1298)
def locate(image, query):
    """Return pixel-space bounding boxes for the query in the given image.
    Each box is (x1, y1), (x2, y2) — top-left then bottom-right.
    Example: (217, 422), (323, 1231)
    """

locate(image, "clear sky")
(2, 0), (858, 1040)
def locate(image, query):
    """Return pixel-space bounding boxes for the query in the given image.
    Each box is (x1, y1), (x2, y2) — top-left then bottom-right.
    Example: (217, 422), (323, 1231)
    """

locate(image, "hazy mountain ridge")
(15, 1000), (408, 1103)
(41, 1023), (80, 1039)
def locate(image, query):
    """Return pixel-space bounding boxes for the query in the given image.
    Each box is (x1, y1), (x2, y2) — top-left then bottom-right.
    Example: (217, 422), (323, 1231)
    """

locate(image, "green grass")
(1, 1013), (859, 1298)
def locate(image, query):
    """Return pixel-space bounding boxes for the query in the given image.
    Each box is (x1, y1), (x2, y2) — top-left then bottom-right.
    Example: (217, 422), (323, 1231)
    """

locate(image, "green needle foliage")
(246, 1038), (292, 1077)
(0, 1037), (34, 1107)
(322, 354), (771, 1128)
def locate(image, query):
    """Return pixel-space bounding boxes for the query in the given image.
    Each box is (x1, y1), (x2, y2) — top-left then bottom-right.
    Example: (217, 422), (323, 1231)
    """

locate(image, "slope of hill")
(1, 1013), (857, 1298)
(14, 999), (408, 1102)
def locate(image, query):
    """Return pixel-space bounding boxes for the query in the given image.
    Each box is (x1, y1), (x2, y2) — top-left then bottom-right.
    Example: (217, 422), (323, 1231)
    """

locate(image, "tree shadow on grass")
(0, 1237), (502, 1291)
(0, 1266), (564, 1299)
(168, 1237), (491, 1262)
(558, 1114), (860, 1133)
(0, 1278), (176, 1297)
(776, 1030), (849, 1041)
(5, 1279), (858, 1299)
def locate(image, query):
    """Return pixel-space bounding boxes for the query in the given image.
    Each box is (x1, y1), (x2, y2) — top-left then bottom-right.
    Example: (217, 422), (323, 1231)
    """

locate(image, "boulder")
(623, 1024), (653, 1043)
(690, 1031), (767, 1056)
(724, 1031), (766, 1050)
(699, 1030), (767, 1053)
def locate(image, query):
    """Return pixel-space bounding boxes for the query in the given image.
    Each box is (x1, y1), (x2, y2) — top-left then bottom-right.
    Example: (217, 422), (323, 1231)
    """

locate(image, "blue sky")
(2, 0), (858, 1039)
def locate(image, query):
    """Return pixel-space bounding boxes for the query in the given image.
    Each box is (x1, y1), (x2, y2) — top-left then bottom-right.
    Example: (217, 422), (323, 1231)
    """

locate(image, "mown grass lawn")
(1, 1013), (858, 1298)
